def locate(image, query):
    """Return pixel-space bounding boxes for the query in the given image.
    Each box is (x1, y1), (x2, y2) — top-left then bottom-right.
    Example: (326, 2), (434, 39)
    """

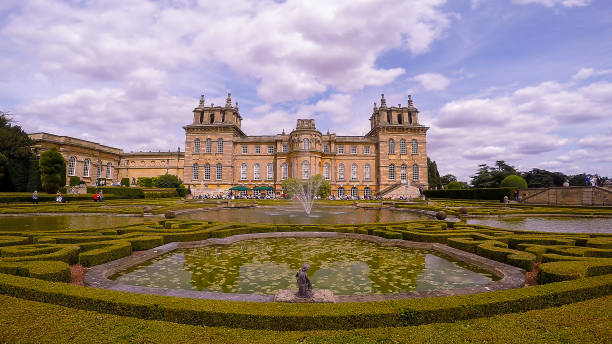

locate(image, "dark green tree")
(0, 112), (35, 191)
(154, 174), (182, 188)
(0, 153), (8, 189)
(522, 168), (568, 188)
(471, 161), (517, 188)
(39, 148), (66, 193)
(440, 174), (457, 185)
(427, 157), (442, 189)
(568, 174), (588, 186)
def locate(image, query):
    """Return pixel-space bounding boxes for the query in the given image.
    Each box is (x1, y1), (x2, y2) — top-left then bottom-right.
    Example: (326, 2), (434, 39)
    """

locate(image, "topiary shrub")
(459, 207), (468, 215)
(69, 176), (81, 186)
(120, 178), (130, 187)
(435, 211), (447, 220)
(501, 175), (528, 189)
(39, 148), (66, 194)
(447, 181), (462, 190)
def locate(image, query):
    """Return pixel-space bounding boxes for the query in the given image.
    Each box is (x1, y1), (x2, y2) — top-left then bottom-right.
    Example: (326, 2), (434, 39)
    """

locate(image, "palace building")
(29, 93), (429, 198)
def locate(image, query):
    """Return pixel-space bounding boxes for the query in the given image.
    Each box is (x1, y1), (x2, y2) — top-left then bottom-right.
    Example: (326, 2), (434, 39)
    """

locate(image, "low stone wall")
(521, 186), (612, 206)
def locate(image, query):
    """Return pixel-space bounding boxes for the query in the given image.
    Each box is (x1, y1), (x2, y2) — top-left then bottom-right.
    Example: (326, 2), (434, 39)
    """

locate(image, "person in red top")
(93, 193), (99, 202)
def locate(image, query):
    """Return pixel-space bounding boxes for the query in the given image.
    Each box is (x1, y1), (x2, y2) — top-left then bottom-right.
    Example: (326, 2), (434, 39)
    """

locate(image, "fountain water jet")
(285, 176), (322, 215)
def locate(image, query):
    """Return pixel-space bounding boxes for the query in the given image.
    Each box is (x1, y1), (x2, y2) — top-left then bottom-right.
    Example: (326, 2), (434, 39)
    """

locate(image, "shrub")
(500, 175), (528, 189)
(39, 148), (66, 193)
(137, 177), (155, 187)
(86, 187), (144, 199)
(120, 178), (130, 187)
(447, 181), (462, 190)
(424, 188), (514, 201)
(435, 211), (447, 220)
(69, 176), (81, 186)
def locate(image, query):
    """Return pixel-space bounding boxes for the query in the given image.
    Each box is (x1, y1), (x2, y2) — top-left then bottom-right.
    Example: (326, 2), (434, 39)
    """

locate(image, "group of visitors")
(93, 190), (104, 202)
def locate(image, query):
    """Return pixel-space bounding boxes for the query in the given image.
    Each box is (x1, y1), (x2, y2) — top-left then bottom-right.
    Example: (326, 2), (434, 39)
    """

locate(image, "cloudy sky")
(1, 0), (611, 182)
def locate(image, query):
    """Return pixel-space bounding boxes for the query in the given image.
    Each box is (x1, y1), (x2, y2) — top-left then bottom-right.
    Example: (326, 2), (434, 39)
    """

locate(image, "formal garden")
(0, 193), (610, 343)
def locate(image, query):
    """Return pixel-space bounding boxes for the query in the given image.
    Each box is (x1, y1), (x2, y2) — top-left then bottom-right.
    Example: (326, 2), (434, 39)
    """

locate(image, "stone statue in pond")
(296, 263), (313, 298)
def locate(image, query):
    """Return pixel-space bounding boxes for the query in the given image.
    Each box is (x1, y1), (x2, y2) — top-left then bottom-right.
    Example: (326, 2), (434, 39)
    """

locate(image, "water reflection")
(0, 215), (146, 232)
(467, 216), (612, 234)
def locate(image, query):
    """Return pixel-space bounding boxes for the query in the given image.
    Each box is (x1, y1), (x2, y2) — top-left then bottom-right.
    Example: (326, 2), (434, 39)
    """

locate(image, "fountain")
(284, 176), (322, 215)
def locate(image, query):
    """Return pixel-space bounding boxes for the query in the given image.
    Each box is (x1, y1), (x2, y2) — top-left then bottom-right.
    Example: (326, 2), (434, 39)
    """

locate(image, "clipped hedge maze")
(0, 218), (610, 329)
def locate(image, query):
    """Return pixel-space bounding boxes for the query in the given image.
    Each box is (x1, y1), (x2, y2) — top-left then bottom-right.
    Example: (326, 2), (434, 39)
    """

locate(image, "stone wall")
(520, 186), (612, 206)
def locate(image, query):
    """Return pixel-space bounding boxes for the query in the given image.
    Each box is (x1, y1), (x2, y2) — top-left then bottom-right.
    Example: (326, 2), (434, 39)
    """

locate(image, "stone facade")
(184, 93), (429, 198)
(28, 93), (429, 198)
(521, 186), (612, 206)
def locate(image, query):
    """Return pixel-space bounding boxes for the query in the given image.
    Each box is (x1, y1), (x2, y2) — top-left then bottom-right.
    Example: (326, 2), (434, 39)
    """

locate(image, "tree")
(39, 148), (66, 193)
(427, 157), (442, 189)
(471, 161), (517, 188)
(312, 174), (331, 199)
(568, 174), (588, 186)
(447, 181), (462, 190)
(522, 168), (568, 188)
(0, 112), (35, 191)
(0, 153), (7, 188)
(281, 178), (301, 197)
(154, 174), (182, 188)
(440, 174), (456, 186)
(500, 175), (528, 189)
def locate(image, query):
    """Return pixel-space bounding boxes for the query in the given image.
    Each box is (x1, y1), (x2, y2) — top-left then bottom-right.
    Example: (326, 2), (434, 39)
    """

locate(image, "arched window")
(302, 160), (309, 179)
(106, 163), (112, 179)
(401, 164), (407, 181)
(68, 156), (76, 176)
(400, 139), (407, 154)
(388, 139), (395, 154)
(397, 113), (403, 124)
(97, 162), (102, 178)
(412, 139), (418, 154)
(351, 163), (358, 181)
(387, 111), (392, 123)
(338, 163), (345, 180)
(221, 112), (225, 122)
(241, 163), (247, 180)
(303, 138), (309, 150)
(192, 163), (199, 180)
(210, 113), (215, 124)
(323, 163), (330, 180)
(413, 164), (419, 181)
(351, 187), (359, 198)
(194, 139), (200, 153)
(364, 187), (371, 198)
(254, 163), (261, 180)
(281, 163), (288, 180)
(337, 187), (345, 197)
(364, 164), (371, 180)
(216, 163), (223, 180)
(204, 163), (211, 180)
(83, 159), (90, 177)
(389, 164), (396, 180)
(205, 139), (212, 153)
(267, 163), (273, 180)
(217, 138), (224, 153)
(199, 113), (204, 123)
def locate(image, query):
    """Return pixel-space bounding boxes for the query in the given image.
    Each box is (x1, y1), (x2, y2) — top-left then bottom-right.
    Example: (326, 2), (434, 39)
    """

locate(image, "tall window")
(364, 164), (371, 180)
(192, 163), (199, 180)
(401, 164), (407, 181)
(106, 163), (112, 179)
(281, 163), (288, 180)
(412, 139), (418, 154)
(204, 163), (211, 180)
(397, 113), (403, 124)
(351, 146), (357, 154)
(413, 164), (419, 181)
(338, 163), (345, 180)
(351, 187), (358, 198)
(303, 138), (309, 150)
(216, 163), (223, 180)
(194, 139), (200, 153)
(97, 163), (102, 178)
(242, 146), (248, 154)
(205, 139), (212, 153)
(364, 146), (370, 154)
(389, 164), (396, 180)
(400, 139), (407, 154)
(254, 163), (261, 180)
(267, 146), (274, 154)
(255, 146), (261, 154)
(364, 187), (371, 197)
(68, 156), (76, 176)
(389, 139), (395, 154)
(241, 163), (247, 180)
(267, 163), (273, 180)
(323, 163), (330, 180)
(83, 159), (90, 177)
(217, 138), (223, 153)
(337, 187), (345, 197)
(302, 161), (309, 179)
(338, 146), (344, 154)
(351, 163), (358, 181)
(282, 144), (288, 153)
(324, 145), (330, 153)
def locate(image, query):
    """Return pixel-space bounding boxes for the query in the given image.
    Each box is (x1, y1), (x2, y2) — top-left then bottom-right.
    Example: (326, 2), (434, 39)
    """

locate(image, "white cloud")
(413, 73), (451, 91)
(511, 0), (591, 7)
(1, 0), (453, 104)
(573, 67), (612, 80)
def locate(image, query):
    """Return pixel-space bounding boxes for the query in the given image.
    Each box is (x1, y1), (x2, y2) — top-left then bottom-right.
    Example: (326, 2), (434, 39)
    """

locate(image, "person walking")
(99, 190), (104, 202)
(32, 190), (39, 204)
